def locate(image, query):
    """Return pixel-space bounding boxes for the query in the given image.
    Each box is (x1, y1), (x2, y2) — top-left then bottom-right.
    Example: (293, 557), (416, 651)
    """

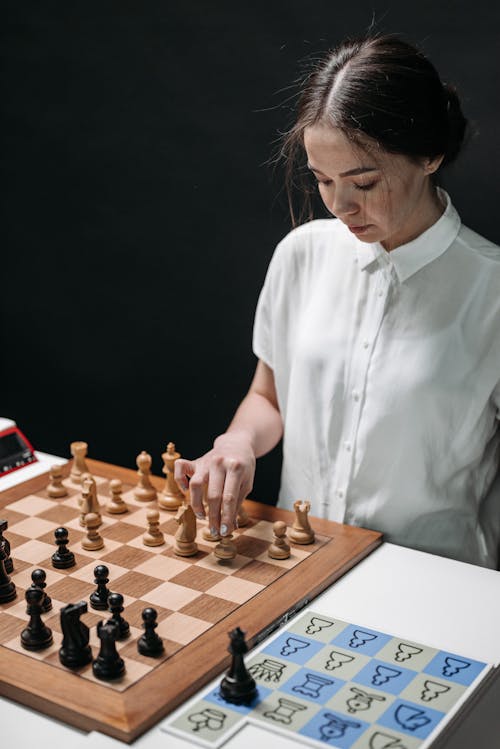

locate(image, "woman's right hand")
(174, 431), (256, 537)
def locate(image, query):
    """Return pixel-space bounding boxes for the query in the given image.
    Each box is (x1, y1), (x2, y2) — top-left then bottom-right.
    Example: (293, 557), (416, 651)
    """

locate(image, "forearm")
(218, 390), (283, 458)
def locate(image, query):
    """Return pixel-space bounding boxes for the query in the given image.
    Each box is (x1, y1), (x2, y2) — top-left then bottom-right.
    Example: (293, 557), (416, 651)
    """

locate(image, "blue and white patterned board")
(161, 609), (491, 749)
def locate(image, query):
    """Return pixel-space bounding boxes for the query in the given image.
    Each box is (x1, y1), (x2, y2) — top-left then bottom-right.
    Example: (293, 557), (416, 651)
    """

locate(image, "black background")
(2, 1), (499, 501)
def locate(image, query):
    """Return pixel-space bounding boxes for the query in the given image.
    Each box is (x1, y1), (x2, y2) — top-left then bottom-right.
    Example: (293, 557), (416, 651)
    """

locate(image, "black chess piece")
(0, 544), (16, 604)
(59, 600), (92, 668)
(90, 565), (111, 610)
(31, 568), (52, 612)
(20, 587), (53, 651)
(51, 527), (76, 569)
(219, 627), (257, 705)
(92, 619), (125, 680)
(137, 607), (164, 657)
(108, 592), (130, 639)
(0, 519), (13, 574)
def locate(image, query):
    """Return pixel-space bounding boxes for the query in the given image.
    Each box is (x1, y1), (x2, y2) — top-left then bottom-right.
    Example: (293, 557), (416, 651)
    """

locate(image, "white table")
(2, 541), (500, 749)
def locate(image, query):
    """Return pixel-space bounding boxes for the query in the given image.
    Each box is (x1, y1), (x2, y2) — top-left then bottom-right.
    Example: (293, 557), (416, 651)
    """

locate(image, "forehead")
(304, 123), (397, 177)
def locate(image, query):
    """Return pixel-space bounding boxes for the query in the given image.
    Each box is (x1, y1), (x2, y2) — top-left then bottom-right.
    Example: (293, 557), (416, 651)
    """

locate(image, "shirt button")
(337, 489), (344, 498)
(344, 441), (352, 451)
(378, 289), (384, 297)
(363, 341), (369, 349)
(352, 390), (360, 401)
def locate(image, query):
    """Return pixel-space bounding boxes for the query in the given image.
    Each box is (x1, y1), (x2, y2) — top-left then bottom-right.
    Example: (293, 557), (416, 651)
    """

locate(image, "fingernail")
(195, 512), (205, 519)
(210, 526), (218, 536)
(220, 523), (228, 536)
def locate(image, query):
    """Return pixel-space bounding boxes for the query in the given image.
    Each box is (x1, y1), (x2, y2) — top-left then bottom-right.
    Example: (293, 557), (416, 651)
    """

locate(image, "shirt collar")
(354, 189), (461, 282)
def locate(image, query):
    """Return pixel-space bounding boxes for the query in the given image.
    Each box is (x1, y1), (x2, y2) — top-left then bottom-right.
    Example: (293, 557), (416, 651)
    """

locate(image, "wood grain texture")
(0, 459), (382, 742)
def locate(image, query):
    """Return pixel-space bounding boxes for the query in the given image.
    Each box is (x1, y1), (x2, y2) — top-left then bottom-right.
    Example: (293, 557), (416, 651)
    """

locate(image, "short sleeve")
(252, 264), (274, 369)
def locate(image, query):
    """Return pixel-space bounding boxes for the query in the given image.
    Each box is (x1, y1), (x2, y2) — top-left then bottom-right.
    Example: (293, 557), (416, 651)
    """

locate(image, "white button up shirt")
(253, 191), (500, 567)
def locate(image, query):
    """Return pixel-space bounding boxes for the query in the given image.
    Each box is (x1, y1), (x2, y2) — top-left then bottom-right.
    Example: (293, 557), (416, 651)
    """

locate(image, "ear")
(423, 154), (445, 175)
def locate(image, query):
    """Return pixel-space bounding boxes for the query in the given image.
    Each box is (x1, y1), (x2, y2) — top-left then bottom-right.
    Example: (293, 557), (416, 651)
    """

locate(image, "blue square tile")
(353, 659), (416, 694)
(300, 709), (369, 747)
(424, 651), (487, 687)
(281, 667), (345, 704)
(331, 625), (391, 657)
(262, 632), (324, 665)
(377, 698), (445, 739)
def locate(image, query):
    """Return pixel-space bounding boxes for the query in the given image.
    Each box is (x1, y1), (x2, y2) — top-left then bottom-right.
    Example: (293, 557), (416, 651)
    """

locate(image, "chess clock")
(0, 417), (38, 477)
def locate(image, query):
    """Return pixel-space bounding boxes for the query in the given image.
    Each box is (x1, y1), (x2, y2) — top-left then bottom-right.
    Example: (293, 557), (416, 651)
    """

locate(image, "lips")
(347, 224), (371, 235)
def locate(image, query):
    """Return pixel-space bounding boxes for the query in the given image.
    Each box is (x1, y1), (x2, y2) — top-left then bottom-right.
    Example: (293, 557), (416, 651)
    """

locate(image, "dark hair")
(280, 34), (468, 225)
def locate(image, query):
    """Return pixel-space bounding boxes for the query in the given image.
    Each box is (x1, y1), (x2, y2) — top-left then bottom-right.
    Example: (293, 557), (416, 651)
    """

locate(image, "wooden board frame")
(0, 459), (382, 743)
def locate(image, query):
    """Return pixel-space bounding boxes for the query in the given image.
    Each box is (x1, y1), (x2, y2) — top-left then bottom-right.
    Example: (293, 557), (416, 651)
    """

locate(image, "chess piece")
(59, 601), (92, 668)
(108, 592), (130, 640)
(289, 500), (315, 544)
(0, 519), (13, 574)
(173, 503), (198, 556)
(134, 451), (157, 502)
(69, 440), (89, 484)
(143, 509), (165, 547)
(0, 545), (16, 604)
(31, 568), (52, 612)
(137, 607), (164, 657)
(214, 534), (237, 561)
(20, 587), (53, 651)
(82, 512), (104, 551)
(219, 627), (257, 705)
(106, 478), (128, 514)
(47, 464), (68, 498)
(51, 527), (76, 569)
(79, 475), (101, 527)
(158, 442), (184, 511)
(90, 565), (111, 610)
(268, 521), (291, 560)
(202, 525), (221, 542)
(92, 620), (125, 681)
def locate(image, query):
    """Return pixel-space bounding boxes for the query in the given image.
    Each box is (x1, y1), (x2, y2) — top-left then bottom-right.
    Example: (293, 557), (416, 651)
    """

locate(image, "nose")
(325, 187), (359, 220)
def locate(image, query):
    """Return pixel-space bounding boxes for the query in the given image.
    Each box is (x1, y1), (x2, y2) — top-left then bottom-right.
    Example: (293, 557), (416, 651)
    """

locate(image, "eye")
(353, 182), (376, 191)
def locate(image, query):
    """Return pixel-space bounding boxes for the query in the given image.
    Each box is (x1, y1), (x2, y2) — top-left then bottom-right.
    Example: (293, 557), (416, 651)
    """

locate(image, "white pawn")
(107, 479), (128, 514)
(268, 521), (291, 560)
(214, 534), (237, 560)
(47, 465), (68, 498)
(134, 451), (157, 502)
(82, 512), (104, 551)
(143, 509), (165, 547)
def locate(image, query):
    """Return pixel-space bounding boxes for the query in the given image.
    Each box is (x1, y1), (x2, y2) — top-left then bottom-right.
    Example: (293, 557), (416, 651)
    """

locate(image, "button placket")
(333, 267), (390, 518)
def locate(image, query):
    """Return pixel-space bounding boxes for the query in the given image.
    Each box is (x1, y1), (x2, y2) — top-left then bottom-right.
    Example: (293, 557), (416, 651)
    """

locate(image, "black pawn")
(92, 619), (125, 680)
(20, 587), (53, 651)
(137, 607), (164, 657)
(51, 527), (75, 569)
(219, 627), (257, 705)
(59, 600), (92, 668)
(108, 592), (130, 639)
(0, 545), (16, 604)
(31, 568), (52, 612)
(0, 519), (13, 574)
(90, 565), (111, 610)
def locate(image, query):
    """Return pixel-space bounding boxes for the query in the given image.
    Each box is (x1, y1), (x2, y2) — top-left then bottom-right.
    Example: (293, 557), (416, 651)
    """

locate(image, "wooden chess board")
(0, 459), (382, 742)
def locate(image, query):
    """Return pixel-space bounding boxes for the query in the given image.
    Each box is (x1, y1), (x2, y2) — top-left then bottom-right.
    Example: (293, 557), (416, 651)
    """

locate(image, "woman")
(175, 34), (500, 568)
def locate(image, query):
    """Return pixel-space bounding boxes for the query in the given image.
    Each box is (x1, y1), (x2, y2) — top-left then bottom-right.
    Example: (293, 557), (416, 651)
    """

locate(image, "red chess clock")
(0, 418), (38, 477)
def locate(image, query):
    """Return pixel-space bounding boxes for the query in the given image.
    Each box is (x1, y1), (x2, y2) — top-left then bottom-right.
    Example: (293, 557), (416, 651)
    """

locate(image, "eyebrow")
(307, 163), (378, 178)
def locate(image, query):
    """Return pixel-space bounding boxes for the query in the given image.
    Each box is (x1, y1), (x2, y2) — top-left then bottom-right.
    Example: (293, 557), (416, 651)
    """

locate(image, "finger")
(220, 460), (245, 535)
(188, 471), (208, 519)
(174, 459), (195, 493)
(206, 457), (225, 534)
